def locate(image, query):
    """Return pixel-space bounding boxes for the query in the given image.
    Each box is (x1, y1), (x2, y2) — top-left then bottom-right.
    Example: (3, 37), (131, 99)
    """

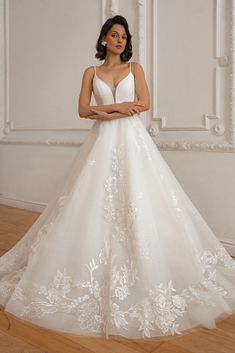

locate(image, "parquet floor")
(0, 204), (235, 353)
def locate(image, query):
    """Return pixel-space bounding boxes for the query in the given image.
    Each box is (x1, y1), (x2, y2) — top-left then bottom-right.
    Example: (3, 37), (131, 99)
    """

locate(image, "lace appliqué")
(0, 241), (30, 276)
(86, 159), (96, 167)
(103, 143), (154, 261)
(28, 222), (53, 260)
(104, 144), (141, 242)
(10, 241), (139, 333)
(181, 245), (235, 308)
(9, 242), (235, 338)
(1, 139), (235, 338)
(0, 267), (26, 305)
(133, 123), (153, 161)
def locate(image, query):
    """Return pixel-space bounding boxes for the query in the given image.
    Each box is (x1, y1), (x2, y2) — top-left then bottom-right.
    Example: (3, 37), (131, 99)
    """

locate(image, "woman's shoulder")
(82, 66), (96, 79)
(84, 65), (96, 73)
(130, 61), (143, 69)
(130, 61), (144, 75)
(130, 61), (144, 71)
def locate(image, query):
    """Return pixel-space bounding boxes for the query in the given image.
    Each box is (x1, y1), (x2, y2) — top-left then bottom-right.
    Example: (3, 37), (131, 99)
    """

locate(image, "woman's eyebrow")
(111, 31), (127, 35)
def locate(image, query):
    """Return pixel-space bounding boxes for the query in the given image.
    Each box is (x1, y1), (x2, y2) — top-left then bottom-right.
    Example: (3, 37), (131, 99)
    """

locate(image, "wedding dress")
(0, 61), (235, 340)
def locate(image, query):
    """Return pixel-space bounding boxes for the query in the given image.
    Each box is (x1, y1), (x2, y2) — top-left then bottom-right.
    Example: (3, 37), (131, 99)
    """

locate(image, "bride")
(0, 14), (235, 340)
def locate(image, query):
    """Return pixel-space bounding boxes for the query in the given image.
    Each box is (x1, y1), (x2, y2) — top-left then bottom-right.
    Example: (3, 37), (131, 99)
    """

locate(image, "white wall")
(0, 0), (235, 254)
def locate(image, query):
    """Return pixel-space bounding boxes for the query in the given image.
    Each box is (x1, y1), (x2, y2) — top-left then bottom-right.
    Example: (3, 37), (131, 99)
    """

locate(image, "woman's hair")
(95, 15), (132, 62)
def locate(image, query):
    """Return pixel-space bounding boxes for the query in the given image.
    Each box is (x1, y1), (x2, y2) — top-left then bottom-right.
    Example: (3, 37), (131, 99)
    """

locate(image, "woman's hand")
(86, 102), (146, 120)
(88, 109), (115, 121)
(117, 101), (145, 116)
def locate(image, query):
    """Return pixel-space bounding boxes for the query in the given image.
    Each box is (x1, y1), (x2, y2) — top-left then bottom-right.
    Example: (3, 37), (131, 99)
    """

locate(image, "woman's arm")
(133, 62), (150, 110)
(78, 66), (143, 118)
(78, 63), (150, 120)
(85, 104), (147, 121)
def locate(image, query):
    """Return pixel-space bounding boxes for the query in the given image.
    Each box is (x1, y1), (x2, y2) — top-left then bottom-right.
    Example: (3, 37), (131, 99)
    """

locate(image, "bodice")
(92, 62), (136, 104)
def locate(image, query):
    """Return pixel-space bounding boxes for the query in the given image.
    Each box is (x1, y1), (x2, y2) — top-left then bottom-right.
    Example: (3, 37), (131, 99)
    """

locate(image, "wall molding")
(0, 195), (46, 213)
(137, 0), (147, 126)
(110, 0), (119, 16)
(229, 0), (235, 145)
(1, 137), (235, 152)
(219, 238), (235, 256)
(0, 0), (149, 145)
(150, 0), (235, 152)
(0, 0), (103, 139)
(0, 138), (83, 146)
(2, 0), (235, 152)
(0, 0), (5, 140)
(155, 139), (235, 152)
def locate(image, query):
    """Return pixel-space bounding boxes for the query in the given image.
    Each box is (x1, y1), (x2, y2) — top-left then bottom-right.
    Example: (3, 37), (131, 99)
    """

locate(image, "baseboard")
(0, 195), (45, 213)
(220, 239), (235, 257)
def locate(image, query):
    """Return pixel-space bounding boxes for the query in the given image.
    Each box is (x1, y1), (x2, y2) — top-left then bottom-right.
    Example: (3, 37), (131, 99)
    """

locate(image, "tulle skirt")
(1, 115), (235, 339)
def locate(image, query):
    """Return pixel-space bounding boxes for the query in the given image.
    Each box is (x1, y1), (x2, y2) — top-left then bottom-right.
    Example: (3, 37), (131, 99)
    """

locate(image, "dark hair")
(95, 15), (132, 62)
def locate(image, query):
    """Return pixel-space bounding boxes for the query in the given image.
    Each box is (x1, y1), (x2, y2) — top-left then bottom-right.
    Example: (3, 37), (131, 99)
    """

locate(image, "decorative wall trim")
(137, 0), (147, 126)
(151, 0), (222, 132)
(1, 0), (149, 145)
(4, 126), (90, 132)
(0, 0), (102, 138)
(2, 0), (10, 137)
(110, 0), (119, 16)
(220, 239), (235, 256)
(101, 0), (106, 24)
(150, 0), (235, 152)
(1, 137), (235, 152)
(0, 0), (4, 140)
(0, 138), (83, 146)
(229, 0), (235, 145)
(0, 195), (46, 213)
(137, 0), (146, 65)
(155, 140), (235, 152)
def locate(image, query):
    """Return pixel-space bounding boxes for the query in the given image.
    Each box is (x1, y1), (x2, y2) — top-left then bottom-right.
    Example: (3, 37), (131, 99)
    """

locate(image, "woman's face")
(103, 24), (127, 55)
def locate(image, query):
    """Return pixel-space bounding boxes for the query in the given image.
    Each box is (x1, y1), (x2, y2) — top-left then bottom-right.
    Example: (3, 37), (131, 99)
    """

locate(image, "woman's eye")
(112, 34), (127, 39)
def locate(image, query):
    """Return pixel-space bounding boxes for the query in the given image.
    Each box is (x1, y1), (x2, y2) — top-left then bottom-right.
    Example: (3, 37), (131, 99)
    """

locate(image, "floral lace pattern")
(103, 143), (153, 261)
(133, 122), (153, 161)
(7, 241), (235, 338)
(1, 139), (235, 338)
(28, 222), (54, 260)
(0, 241), (30, 275)
(0, 267), (26, 305)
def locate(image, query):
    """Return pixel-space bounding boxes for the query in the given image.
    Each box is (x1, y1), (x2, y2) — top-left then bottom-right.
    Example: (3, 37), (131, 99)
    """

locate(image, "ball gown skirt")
(0, 62), (235, 340)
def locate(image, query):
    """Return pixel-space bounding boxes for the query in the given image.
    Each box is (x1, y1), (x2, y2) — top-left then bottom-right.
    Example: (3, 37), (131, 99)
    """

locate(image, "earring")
(101, 41), (107, 46)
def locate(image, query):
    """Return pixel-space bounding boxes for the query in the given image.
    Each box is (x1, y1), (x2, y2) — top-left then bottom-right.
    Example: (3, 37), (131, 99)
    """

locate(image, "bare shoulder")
(131, 62), (143, 69)
(83, 66), (95, 78)
(131, 61), (140, 66)
(131, 61), (145, 74)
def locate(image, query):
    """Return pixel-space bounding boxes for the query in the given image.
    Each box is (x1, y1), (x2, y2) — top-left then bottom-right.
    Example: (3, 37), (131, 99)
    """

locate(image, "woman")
(78, 18), (149, 121)
(0, 15), (235, 341)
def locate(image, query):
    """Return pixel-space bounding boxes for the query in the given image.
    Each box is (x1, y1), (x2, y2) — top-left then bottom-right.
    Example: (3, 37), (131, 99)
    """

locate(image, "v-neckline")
(94, 64), (133, 102)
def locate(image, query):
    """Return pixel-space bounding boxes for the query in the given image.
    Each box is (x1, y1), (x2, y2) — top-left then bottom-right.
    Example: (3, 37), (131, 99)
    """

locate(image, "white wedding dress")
(1, 62), (235, 340)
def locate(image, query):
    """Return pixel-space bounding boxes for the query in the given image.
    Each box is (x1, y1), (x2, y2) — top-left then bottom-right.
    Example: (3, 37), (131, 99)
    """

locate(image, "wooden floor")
(0, 204), (235, 353)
